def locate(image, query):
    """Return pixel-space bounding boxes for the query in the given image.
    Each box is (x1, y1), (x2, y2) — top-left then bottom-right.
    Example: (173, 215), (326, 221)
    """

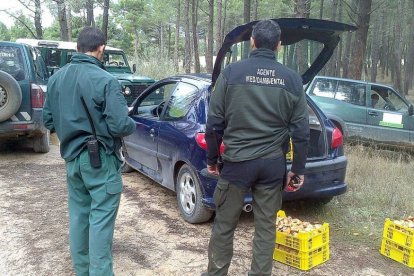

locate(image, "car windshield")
(223, 40), (324, 76)
(104, 52), (128, 67)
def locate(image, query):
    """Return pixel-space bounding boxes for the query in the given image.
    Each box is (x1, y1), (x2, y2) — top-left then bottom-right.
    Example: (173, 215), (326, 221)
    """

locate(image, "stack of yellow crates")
(273, 210), (330, 270)
(380, 217), (414, 268)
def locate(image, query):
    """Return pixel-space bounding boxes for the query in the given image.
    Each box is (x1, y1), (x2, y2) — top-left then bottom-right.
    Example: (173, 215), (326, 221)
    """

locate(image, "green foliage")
(9, 14), (35, 40)
(0, 22), (11, 41)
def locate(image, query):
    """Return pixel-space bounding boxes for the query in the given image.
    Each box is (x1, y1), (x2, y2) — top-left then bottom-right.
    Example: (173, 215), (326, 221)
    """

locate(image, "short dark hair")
(77, 27), (106, 53)
(251, 20), (281, 50)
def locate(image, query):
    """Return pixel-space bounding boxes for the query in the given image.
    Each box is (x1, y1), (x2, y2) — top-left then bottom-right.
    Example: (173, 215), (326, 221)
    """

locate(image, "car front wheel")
(176, 164), (213, 223)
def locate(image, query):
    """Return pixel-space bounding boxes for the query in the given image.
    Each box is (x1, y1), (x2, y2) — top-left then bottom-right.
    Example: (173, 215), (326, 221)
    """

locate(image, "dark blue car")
(122, 18), (356, 223)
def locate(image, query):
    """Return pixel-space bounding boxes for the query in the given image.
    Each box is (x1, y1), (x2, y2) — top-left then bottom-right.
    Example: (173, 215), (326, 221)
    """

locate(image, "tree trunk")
(167, 25), (172, 60)
(370, 10), (381, 83)
(66, 4), (72, 41)
(174, 0), (181, 72)
(192, 0), (200, 72)
(342, 0), (357, 78)
(294, 0), (310, 74)
(327, 0), (338, 75)
(403, 1), (414, 95)
(134, 28), (139, 64)
(379, 7), (388, 79)
(55, 0), (69, 41)
(348, 0), (372, 80)
(334, 0), (343, 76)
(242, 0), (251, 59)
(215, 0), (223, 53)
(253, 0), (258, 20)
(85, 0), (95, 27)
(319, 0), (324, 19)
(34, 0), (43, 39)
(205, 0), (214, 73)
(102, 0), (110, 41)
(392, 0), (404, 93)
(160, 24), (164, 58)
(184, 0), (192, 73)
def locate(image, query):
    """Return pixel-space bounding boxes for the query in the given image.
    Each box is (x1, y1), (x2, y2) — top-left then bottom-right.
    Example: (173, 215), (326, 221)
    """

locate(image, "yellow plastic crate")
(383, 218), (414, 249)
(276, 210), (329, 252)
(273, 243), (330, 271)
(380, 238), (414, 268)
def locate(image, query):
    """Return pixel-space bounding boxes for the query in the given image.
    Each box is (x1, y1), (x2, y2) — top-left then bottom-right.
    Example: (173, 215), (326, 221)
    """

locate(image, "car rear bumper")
(0, 109), (47, 139)
(199, 155), (347, 209)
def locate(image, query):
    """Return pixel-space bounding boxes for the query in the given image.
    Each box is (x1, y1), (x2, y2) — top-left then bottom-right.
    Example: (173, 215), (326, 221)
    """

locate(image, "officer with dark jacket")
(203, 20), (310, 276)
(43, 27), (135, 276)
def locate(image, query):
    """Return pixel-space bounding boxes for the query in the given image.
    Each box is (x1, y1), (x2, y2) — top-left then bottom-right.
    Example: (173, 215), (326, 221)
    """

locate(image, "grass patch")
(283, 143), (414, 248)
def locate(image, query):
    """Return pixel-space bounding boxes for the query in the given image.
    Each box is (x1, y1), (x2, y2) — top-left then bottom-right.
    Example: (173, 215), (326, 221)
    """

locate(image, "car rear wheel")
(176, 164), (213, 223)
(0, 70), (22, 122)
(33, 130), (50, 153)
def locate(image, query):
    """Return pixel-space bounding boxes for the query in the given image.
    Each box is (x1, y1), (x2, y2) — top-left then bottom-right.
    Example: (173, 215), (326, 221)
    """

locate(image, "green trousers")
(207, 178), (283, 276)
(66, 149), (123, 276)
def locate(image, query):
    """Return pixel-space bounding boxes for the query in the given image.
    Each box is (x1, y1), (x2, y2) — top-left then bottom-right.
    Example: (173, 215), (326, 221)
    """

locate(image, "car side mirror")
(409, 104), (413, 116)
(132, 64), (137, 73)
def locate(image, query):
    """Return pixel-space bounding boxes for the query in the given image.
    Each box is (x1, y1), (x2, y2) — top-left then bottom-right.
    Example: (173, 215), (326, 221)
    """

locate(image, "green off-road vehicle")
(0, 41), (50, 152)
(17, 39), (155, 105)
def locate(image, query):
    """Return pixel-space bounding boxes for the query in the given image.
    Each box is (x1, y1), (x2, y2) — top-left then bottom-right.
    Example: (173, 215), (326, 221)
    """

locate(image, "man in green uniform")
(203, 20), (310, 275)
(43, 27), (135, 276)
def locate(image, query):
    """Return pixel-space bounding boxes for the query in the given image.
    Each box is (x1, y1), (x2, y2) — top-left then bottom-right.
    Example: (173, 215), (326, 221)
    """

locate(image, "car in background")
(307, 76), (414, 148)
(0, 41), (50, 152)
(122, 18), (356, 223)
(16, 39), (155, 105)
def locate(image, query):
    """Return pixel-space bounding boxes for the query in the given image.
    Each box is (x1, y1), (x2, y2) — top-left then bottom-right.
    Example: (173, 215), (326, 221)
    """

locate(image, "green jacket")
(43, 53), (135, 162)
(206, 48), (309, 174)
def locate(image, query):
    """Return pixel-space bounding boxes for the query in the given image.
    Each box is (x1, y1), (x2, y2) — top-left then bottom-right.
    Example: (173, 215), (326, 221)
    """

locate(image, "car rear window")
(0, 46), (25, 81)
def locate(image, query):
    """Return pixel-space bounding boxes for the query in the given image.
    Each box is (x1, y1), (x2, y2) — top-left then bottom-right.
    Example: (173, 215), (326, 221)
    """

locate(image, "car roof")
(213, 18), (357, 85)
(16, 38), (121, 52)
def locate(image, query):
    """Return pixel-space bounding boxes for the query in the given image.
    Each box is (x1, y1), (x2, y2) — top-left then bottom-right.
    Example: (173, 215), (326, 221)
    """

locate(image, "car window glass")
(309, 79), (336, 98)
(135, 82), (177, 117)
(371, 86), (408, 112)
(164, 82), (198, 121)
(223, 40), (324, 76)
(32, 48), (48, 80)
(45, 49), (61, 67)
(335, 81), (366, 106)
(104, 52), (128, 67)
(0, 46), (25, 81)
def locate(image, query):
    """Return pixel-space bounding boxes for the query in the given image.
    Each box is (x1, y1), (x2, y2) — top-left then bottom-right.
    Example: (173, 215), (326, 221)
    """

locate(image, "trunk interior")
(307, 105), (327, 159)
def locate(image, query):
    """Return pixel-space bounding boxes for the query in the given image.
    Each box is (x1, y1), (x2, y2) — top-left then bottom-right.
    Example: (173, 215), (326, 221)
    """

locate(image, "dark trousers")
(207, 156), (285, 276)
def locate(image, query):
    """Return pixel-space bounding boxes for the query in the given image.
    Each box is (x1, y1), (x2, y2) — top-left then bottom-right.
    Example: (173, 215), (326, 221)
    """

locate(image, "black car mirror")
(408, 104), (414, 116)
(132, 64), (137, 73)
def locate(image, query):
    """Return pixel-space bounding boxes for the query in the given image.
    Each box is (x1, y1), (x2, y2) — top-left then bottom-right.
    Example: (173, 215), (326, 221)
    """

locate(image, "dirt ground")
(0, 143), (412, 276)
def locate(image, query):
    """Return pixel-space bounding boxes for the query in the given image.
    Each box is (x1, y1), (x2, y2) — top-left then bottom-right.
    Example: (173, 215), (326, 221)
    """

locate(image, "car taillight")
(31, 83), (45, 108)
(196, 132), (224, 154)
(331, 127), (343, 149)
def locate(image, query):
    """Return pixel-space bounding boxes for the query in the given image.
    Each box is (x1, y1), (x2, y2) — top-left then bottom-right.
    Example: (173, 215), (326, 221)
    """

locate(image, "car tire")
(0, 70), (22, 122)
(121, 162), (134, 173)
(33, 129), (50, 153)
(176, 164), (213, 223)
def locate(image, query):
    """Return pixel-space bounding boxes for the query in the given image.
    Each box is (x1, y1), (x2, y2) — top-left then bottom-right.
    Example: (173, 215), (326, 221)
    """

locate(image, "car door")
(123, 81), (178, 172)
(157, 81), (200, 190)
(366, 84), (413, 144)
(308, 78), (368, 137)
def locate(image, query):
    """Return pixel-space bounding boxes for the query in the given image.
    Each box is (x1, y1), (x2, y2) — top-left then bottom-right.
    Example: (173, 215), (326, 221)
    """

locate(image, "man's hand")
(207, 164), (220, 176)
(284, 171), (304, 192)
